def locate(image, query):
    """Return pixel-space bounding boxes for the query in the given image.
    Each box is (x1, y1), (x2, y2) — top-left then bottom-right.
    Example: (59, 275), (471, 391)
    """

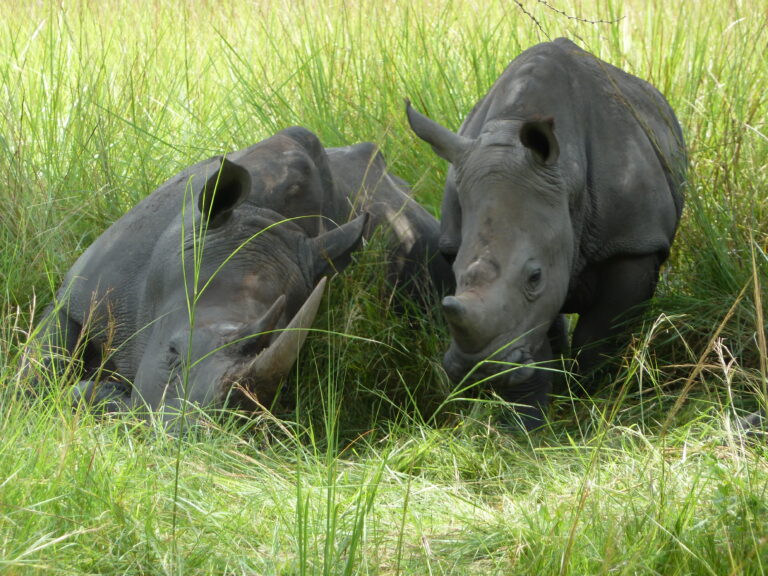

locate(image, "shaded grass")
(1, 0), (767, 574)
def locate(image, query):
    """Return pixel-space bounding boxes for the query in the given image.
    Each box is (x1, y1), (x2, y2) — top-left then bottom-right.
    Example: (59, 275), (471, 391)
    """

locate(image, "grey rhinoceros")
(406, 38), (686, 425)
(27, 127), (449, 425)
(325, 141), (454, 301)
(28, 156), (367, 425)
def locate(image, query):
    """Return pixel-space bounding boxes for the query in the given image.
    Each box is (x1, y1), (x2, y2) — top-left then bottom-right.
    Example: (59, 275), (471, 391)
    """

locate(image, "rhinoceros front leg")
(571, 253), (661, 391)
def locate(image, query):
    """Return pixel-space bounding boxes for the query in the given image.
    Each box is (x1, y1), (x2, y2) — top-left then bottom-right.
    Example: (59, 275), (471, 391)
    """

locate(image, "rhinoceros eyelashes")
(519, 118), (560, 166)
(523, 259), (545, 300)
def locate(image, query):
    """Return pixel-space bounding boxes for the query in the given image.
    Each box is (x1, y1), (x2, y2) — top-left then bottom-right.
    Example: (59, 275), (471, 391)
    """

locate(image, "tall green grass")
(2, 0), (767, 573)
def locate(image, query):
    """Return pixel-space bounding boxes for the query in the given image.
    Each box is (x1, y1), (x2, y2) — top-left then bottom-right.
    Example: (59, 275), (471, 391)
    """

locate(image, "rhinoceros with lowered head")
(26, 127), (450, 426)
(406, 38), (686, 426)
(27, 155), (367, 426)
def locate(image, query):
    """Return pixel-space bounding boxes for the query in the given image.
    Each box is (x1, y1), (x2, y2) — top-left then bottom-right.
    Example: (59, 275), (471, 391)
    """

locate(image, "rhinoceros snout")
(443, 344), (535, 388)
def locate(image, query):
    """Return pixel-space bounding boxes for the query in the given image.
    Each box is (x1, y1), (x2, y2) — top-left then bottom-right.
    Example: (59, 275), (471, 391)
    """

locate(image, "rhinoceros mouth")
(443, 341), (536, 389)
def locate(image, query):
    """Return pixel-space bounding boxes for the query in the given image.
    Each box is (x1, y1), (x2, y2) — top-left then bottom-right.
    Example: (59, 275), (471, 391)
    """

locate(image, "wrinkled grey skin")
(29, 157), (366, 426)
(237, 128), (453, 299)
(407, 38), (686, 425)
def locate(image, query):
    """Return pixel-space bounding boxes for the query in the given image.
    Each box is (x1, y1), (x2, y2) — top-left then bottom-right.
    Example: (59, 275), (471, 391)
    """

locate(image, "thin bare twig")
(513, 1), (547, 37)
(535, 0), (623, 25)
(512, 0), (623, 38)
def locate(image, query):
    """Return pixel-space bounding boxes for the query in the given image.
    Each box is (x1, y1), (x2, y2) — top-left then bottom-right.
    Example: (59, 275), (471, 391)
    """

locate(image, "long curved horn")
(405, 100), (472, 164)
(242, 276), (327, 387)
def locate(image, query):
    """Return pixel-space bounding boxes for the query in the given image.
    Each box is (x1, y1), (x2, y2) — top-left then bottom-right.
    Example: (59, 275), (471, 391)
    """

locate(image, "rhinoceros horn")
(236, 276), (328, 401)
(405, 100), (471, 164)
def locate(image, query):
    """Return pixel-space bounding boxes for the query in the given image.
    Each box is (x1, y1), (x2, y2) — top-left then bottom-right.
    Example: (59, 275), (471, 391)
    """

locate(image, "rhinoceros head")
(231, 126), (348, 237)
(132, 158), (366, 424)
(407, 102), (573, 397)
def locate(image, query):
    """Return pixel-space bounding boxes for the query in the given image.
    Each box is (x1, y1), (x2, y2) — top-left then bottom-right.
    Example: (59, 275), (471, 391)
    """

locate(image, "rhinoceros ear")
(520, 118), (560, 165)
(309, 213), (369, 280)
(198, 158), (252, 228)
(405, 100), (471, 164)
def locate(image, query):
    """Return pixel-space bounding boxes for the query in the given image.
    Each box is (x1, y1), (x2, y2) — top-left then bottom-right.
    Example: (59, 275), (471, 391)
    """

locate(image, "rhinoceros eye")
(524, 260), (544, 300)
(166, 344), (183, 374)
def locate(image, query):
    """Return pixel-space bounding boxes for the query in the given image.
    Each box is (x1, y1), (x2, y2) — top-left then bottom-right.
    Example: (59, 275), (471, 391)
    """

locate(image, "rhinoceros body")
(31, 156), (366, 424)
(407, 38), (686, 424)
(29, 127), (448, 424)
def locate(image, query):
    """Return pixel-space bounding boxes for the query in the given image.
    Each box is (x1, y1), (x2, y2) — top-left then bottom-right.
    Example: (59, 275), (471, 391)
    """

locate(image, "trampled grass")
(1, 0), (767, 574)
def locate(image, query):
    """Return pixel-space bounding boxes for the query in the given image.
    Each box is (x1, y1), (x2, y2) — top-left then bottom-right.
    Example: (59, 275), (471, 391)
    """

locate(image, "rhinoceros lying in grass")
(325, 140), (454, 301)
(28, 157), (366, 424)
(27, 128), (450, 425)
(407, 38), (687, 426)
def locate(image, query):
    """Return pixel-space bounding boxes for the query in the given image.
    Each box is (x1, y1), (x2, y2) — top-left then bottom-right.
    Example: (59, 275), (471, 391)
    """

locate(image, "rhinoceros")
(28, 156), (367, 424)
(27, 127), (450, 424)
(325, 141), (454, 302)
(406, 38), (686, 425)
(164, 127), (452, 299)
